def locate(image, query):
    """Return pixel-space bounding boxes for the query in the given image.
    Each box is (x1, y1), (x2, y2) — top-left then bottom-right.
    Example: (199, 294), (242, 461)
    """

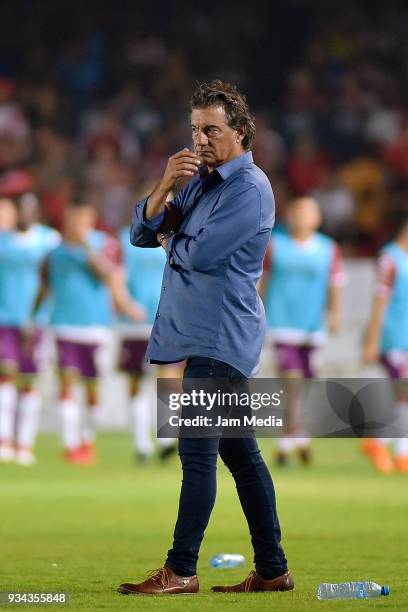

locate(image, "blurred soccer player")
(37, 196), (141, 465)
(0, 193), (60, 465)
(118, 224), (177, 461)
(363, 218), (408, 473)
(260, 197), (343, 465)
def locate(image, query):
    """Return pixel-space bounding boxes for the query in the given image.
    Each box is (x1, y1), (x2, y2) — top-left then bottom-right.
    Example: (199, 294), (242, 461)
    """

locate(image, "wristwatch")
(157, 230), (175, 245)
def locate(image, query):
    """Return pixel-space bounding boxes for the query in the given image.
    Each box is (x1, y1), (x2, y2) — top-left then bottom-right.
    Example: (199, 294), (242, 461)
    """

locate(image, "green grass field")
(1, 435), (407, 611)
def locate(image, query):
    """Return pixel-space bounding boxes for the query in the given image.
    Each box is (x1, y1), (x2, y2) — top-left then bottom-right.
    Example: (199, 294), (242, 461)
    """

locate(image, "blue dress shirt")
(130, 151), (275, 376)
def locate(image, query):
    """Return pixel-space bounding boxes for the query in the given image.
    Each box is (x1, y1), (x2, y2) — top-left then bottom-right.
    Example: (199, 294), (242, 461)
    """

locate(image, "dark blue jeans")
(165, 357), (288, 578)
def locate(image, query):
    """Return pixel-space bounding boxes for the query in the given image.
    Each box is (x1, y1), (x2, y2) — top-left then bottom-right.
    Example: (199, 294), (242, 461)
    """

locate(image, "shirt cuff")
(137, 197), (166, 232)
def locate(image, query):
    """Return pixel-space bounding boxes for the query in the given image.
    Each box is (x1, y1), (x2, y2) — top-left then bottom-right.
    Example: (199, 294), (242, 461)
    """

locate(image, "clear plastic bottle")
(210, 553), (245, 569)
(317, 581), (390, 600)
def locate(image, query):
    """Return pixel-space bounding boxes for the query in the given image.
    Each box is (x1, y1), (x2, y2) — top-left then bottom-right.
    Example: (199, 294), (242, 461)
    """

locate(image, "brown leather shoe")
(211, 570), (294, 593)
(117, 565), (199, 595)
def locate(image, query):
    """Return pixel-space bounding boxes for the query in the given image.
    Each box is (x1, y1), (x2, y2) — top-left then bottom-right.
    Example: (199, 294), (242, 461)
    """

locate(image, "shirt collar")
(199, 150), (253, 183)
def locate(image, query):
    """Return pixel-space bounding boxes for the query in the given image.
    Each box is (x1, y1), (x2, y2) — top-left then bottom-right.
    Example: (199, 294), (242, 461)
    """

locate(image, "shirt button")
(157, 313), (160, 318)
(162, 286), (166, 291)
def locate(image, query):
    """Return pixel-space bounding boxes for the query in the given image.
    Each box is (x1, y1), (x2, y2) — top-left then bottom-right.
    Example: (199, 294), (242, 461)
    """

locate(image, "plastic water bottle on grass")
(317, 581), (390, 600)
(210, 554), (245, 569)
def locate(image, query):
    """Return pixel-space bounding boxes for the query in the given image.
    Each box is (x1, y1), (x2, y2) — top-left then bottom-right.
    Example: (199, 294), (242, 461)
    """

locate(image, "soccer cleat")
(15, 448), (36, 466)
(395, 454), (408, 473)
(63, 447), (94, 466)
(298, 446), (312, 465)
(118, 566), (199, 595)
(135, 452), (150, 464)
(158, 444), (177, 462)
(211, 570), (294, 593)
(80, 442), (96, 464)
(364, 441), (394, 474)
(361, 439), (378, 456)
(0, 443), (15, 463)
(275, 451), (290, 467)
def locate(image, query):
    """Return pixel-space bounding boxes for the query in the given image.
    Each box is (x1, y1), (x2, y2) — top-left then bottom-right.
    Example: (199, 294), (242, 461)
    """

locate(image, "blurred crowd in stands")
(0, 0), (407, 253)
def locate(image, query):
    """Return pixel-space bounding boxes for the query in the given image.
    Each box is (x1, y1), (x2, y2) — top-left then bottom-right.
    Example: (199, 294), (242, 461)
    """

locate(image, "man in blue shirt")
(118, 81), (293, 596)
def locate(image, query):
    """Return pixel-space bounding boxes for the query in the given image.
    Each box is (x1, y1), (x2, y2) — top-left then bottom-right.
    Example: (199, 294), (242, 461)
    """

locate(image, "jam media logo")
(323, 379), (402, 438)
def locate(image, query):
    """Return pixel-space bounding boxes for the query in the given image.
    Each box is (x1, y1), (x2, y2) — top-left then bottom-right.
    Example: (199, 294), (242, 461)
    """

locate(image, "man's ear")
(235, 128), (245, 145)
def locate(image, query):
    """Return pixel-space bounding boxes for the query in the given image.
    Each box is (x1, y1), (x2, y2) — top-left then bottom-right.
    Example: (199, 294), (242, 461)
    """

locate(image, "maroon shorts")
(380, 354), (408, 379)
(381, 353), (408, 401)
(274, 342), (316, 378)
(0, 326), (42, 375)
(118, 338), (148, 375)
(57, 339), (100, 380)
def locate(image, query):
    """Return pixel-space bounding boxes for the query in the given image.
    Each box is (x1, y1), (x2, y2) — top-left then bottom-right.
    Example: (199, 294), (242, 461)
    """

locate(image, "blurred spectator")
(311, 169), (355, 243)
(365, 107), (401, 147)
(0, 169), (34, 197)
(384, 126), (408, 186)
(0, 79), (31, 170)
(338, 157), (386, 253)
(54, 33), (106, 99)
(286, 138), (330, 196)
(252, 114), (286, 178)
(84, 138), (134, 231)
(0, 80), (29, 139)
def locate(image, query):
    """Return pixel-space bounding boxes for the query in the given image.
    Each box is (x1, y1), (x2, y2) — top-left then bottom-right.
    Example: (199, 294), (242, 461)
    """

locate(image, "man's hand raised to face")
(146, 148), (200, 219)
(161, 148), (201, 192)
